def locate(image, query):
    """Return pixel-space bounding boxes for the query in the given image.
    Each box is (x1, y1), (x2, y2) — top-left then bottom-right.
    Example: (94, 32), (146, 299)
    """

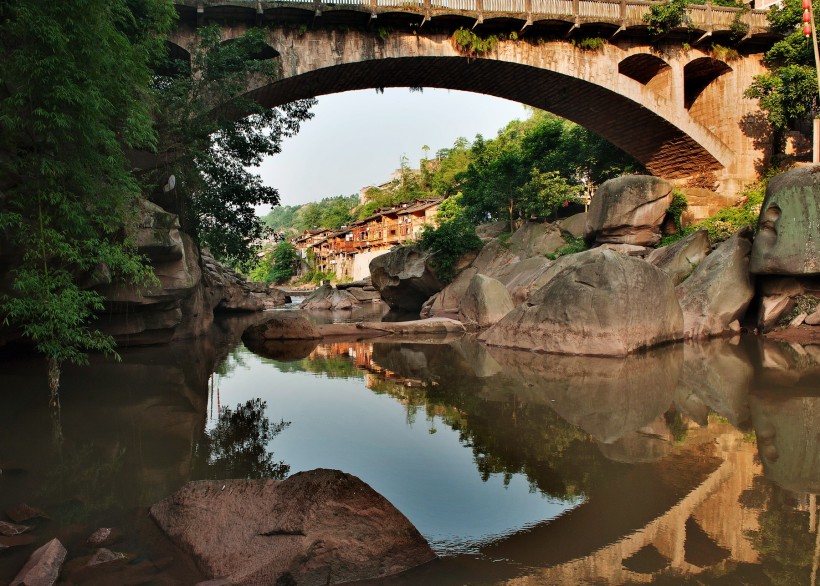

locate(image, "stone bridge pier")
(170, 2), (776, 196)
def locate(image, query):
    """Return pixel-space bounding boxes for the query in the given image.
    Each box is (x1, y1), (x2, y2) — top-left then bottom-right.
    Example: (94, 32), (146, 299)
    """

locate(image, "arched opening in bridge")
(683, 57), (732, 110)
(157, 40), (191, 77)
(618, 54), (673, 98)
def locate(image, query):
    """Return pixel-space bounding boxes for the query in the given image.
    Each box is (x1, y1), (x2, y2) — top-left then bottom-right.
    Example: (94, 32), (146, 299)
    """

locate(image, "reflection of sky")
(208, 346), (580, 555)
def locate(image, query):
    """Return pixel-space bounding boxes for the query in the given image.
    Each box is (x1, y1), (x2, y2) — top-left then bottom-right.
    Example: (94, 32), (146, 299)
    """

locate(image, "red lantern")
(803, 0), (812, 10)
(804, 9), (812, 22)
(804, 21), (812, 35)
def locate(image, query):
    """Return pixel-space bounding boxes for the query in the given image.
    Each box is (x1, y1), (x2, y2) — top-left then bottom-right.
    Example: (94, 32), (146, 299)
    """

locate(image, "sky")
(255, 88), (529, 213)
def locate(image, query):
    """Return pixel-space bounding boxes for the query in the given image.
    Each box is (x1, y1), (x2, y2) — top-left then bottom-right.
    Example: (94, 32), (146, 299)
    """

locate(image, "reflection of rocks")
(486, 344), (681, 447)
(752, 337), (820, 391)
(481, 250), (684, 356)
(676, 338), (753, 427)
(0, 314), (259, 517)
(372, 338), (682, 457)
(595, 417), (673, 464)
(150, 470), (436, 586)
(243, 338), (320, 362)
(750, 394), (820, 493)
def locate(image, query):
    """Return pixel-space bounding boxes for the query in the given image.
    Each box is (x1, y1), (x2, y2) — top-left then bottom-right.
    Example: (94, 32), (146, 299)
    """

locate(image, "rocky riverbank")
(358, 166), (820, 354)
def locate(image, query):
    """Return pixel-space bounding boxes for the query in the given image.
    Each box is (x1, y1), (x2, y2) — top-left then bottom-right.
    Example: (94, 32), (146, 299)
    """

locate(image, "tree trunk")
(47, 356), (61, 409)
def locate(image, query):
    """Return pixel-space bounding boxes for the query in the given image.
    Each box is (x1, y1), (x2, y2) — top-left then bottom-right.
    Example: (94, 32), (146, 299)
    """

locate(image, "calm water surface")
(1, 311), (819, 585)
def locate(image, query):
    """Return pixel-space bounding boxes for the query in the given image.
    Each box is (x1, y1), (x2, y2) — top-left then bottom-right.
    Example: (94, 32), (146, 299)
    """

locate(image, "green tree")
(518, 168), (583, 221)
(419, 217), (483, 282)
(0, 0), (174, 401)
(151, 25), (315, 265)
(745, 0), (820, 149)
(269, 241), (299, 284)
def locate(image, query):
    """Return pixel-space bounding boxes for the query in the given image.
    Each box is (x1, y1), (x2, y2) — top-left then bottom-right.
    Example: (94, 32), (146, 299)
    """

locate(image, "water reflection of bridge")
(298, 337), (820, 583)
(506, 432), (762, 584)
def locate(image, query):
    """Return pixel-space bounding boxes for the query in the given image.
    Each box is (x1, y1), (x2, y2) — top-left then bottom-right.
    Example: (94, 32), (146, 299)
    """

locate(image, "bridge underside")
(245, 57), (723, 179)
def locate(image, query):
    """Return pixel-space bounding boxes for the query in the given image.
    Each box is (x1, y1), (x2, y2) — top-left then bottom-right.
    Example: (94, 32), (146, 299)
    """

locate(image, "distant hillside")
(262, 194), (360, 235)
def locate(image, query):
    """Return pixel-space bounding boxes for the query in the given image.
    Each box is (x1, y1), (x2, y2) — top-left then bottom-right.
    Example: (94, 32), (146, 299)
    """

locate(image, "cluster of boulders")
(1, 504), (142, 586)
(367, 167), (820, 356)
(94, 201), (290, 346)
(300, 277), (383, 310)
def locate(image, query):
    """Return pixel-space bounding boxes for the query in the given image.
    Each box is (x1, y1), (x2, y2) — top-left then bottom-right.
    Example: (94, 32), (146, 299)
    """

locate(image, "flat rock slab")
(150, 469), (436, 586)
(357, 317), (466, 335)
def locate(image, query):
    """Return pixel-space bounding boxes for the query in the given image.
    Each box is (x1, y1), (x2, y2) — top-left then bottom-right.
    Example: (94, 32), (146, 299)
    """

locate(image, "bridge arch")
(168, 14), (772, 193)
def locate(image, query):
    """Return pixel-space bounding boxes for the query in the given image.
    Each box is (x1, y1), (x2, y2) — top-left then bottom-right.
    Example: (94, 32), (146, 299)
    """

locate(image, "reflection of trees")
(366, 343), (603, 501)
(193, 398), (290, 480)
(262, 354), (366, 380)
(418, 381), (599, 500)
(40, 444), (127, 523)
(747, 482), (817, 586)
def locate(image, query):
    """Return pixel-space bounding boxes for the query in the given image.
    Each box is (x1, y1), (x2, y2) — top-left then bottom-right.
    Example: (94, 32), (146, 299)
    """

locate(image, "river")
(1, 310), (819, 585)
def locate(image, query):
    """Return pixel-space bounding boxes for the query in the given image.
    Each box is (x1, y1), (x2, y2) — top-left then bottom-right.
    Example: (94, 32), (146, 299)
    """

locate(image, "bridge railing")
(197, 0), (772, 33)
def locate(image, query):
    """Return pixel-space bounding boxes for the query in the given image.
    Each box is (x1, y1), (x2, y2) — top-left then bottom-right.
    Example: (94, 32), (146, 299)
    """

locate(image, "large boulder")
(470, 238), (520, 276)
(97, 231), (204, 345)
(475, 221), (509, 241)
(506, 221), (565, 259)
(676, 230), (755, 339)
(369, 246), (445, 312)
(301, 284), (358, 310)
(10, 538), (66, 586)
(493, 256), (554, 306)
(149, 470), (436, 586)
(751, 164), (820, 275)
(480, 250), (684, 356)
(557, 212), (587, 239)
(420, 267), (477, 318)
(585, 176), (674, 246)
(458, 274), (515, 328)
(645, 228), (711, 285)
(200, 251), (265, 313)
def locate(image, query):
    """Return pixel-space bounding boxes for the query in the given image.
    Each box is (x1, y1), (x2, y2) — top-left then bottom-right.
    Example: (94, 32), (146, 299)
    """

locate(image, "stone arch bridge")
(170, 0), (779, 195)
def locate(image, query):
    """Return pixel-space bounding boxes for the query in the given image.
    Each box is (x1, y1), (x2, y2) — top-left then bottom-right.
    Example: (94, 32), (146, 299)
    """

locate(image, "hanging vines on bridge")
(451, 28), (518, 58)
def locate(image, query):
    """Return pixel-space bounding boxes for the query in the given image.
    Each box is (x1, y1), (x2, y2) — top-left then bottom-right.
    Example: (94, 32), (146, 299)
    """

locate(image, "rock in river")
(480, 249), (683, 356)
(150, 469), (436, 586)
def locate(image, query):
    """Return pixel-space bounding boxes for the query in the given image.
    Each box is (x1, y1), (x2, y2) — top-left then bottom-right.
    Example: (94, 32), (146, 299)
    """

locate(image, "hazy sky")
(255, 88), (529, 212)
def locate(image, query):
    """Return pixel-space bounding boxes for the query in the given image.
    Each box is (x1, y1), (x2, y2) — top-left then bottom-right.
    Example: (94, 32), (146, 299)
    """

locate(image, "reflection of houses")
(293, 198), (443, 280)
